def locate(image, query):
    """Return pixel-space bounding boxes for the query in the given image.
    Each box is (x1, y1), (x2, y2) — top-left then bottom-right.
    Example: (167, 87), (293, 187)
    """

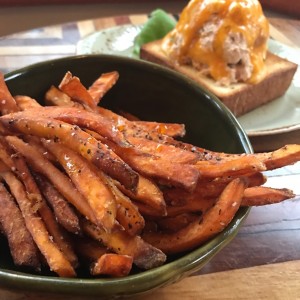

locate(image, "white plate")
(77, 24), (300, 151)
(76, 25), (142, 59)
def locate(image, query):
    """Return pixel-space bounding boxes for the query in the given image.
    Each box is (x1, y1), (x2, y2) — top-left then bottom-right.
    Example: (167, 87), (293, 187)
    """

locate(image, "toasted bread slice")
(141, 39), (298, 117)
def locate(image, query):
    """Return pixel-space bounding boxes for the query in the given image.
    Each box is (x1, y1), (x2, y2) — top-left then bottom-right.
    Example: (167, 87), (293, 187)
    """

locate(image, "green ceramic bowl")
(1, 55), (252, 299)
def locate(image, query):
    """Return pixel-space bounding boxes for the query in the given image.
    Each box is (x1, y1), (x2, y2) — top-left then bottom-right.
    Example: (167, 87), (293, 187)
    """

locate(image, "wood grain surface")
(137, 260), (300, 300)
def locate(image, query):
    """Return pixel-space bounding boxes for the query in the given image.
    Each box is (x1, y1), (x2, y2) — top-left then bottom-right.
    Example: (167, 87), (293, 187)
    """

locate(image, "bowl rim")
(1, 54), (253, 298)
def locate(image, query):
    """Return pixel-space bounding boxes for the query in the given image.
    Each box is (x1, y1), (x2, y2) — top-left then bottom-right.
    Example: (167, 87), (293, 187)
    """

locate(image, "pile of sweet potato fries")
(0, 70), (299, 278)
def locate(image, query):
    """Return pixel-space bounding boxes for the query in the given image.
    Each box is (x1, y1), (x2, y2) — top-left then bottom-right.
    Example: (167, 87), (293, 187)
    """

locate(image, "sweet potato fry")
(5, 135), (98, 225)
(74, 237), (108, 262)
(189, 144), (299, 174)
(22, 135), (57, 162)
(113, 176), (166, 215)
(244, 172), (268, 187)
(106, 178), (145, 236)
(45, 85), (74, 107)
(0, 181), (40, 269)
(195, 155), (266, 178)
(256, 144), (300, 170)
(171, 143), (300, 172)
(45, 85), (85, 109)
(89, 107), (199, 168)
(0, 137), (44, 213)
(117, 110), (186, 138)
(155, 213), (200, 233)
(0, 138), (47, 209)
(74, 236), (133, 277)
(0, 140), (78, 267)
(150, 135), (245, 164)
(166, 197), (216, 217)
(37, 201), (79, 268)
(59, 71), (96, 109)
(156, 185), (293, 217)
(0, 136), (39, 191)
(90, 253), (133, 277)
(143, 178), (247, 254)
(216, 145), (300, 170)
(86, 127), (200, 191)
(160, 185), (292, 216)
(88, 71), (119, 105)
(2, 106), (129, 147)
(14, 95), (41, 110)
(16, 88), (79, 112)
(13, 175), (78, 255)
(126, 136), (198, 164)
(97, 106), (185, 141)
(102, 138), (200, 191)
(154, 184), (288, 217)
(135, 196), (215, 218)
(15, 104), (192, 166)
(241, 186), (295, 206)
(82, 219), (166, 270)
(0, 169), (76, 277)
(152, 136), (246, 162)
(0, 115), (138, 190)
(34, 173), (81, 235)
(132, 202), (166, 218)
(84, 128), (167, 213)
(57, 148), (145, 235)
(164, 172), (267, 206)
(0, 73), (19, 114)
(43, 139), (117, 232)
(147, 183), (293, 217)
(132, 120), (186, 138)
(50, 106), (192, 166)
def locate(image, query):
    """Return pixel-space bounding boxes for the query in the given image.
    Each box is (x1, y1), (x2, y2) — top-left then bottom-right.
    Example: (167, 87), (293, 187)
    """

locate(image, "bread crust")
(141, 40), (298, 117)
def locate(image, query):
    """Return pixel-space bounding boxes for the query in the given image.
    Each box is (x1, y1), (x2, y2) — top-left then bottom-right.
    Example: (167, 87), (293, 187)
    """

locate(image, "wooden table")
(0, 11), (299, 300)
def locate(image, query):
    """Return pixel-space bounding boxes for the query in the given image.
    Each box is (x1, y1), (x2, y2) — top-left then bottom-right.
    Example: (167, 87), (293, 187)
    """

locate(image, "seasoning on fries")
(0, 70), (299, 278)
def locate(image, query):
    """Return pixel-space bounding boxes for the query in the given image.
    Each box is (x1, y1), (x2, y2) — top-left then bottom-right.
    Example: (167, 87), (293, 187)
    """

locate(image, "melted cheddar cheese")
(161, 0), (269, 84)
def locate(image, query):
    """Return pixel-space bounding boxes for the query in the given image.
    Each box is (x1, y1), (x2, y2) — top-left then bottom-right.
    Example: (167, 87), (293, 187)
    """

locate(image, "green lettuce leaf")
(133, 9), (176, 56)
